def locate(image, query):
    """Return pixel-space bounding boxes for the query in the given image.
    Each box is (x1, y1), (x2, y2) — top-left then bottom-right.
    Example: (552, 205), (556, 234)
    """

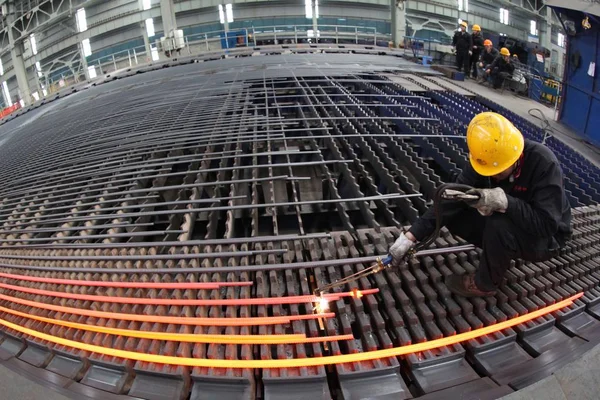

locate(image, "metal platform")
(0, 53), (599, 400)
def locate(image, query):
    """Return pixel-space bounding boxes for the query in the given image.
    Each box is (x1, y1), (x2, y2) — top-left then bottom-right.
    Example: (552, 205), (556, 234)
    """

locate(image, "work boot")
(445, 274), (496, 297)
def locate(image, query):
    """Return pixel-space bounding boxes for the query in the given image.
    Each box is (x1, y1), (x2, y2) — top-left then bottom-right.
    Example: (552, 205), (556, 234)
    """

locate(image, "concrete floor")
(448, 78), (600, 168)
(499, 341), (600, 400)
(0, 364), (69, 400)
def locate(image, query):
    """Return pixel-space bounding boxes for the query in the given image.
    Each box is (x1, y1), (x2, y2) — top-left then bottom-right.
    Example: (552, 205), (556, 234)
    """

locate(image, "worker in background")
(470, 25), (484, 79)
(389, 112), (571, 297)
(452, 21), (472, 76)
(486, 47), (515, 89)
(477, 40), (498, 83)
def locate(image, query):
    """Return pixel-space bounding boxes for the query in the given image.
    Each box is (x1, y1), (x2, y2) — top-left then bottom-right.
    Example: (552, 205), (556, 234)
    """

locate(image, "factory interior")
(0, 0), (599, 399)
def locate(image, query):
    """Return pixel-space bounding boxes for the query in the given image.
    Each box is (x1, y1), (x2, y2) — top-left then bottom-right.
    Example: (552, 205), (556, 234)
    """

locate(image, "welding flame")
(314, 296), (330, 313)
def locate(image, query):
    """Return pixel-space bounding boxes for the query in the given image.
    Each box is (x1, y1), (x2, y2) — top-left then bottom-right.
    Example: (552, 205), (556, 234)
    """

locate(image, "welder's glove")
(466, 187), (508, 216)
(389, 233), (415, 266)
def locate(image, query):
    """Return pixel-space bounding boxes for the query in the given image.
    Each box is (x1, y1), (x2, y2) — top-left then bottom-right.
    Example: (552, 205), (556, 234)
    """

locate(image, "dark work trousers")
(470, 52), (481, 78)
(456, 50), (470, 74)
(446, 208), (558, 290)
(492, 70), (512, 89)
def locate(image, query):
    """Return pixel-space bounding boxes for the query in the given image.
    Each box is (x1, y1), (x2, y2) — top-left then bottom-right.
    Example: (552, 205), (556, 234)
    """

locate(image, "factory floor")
(2, 343), (600, 400)
(0, 363), (69, 400)
(449, 77), (600, 168)
(1, 55), (599, 400)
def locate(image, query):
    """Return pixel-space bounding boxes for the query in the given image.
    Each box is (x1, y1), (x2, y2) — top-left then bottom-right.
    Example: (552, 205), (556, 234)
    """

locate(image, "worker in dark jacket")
(477, 40), (498, 82)
(470, 25), (484, 78)
(453, 21), (472, 76)
(487, 47), (515, 89)
(389, 112), (572, 297)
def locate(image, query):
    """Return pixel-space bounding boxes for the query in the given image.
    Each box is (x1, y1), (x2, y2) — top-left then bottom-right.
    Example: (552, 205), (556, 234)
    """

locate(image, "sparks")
(351, 288), (363, 298)
(314, 297), (330, 313)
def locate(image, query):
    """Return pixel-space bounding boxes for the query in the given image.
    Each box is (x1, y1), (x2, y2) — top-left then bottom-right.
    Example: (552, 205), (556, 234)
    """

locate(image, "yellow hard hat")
(460, 21), (468, 28)
(467, 112), (524, 176)
(472, 24), (481, 31)
(500, 47), (510, 56)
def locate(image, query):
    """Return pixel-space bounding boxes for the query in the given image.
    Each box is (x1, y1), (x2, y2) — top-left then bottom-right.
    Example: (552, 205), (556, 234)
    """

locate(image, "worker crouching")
(477, 40), (498, 83)
(390, 112), (572, 297)
(487, 47), (515, 89)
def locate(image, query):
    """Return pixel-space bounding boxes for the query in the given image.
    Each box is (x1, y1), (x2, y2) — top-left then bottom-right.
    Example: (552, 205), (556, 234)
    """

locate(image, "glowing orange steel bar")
(0, 272), (252, 289)
(0, 305), (352, 344)
(0, 282), (377, 305)
(0, 293), (582, 368)
(0, 293), (334, 326)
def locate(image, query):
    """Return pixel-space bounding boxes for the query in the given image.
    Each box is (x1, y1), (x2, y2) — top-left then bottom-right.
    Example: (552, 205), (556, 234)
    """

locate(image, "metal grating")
(0, 54), (598, 400)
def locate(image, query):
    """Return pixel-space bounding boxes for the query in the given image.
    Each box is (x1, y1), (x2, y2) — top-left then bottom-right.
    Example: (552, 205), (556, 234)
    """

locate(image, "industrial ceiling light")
(315, 0), (319, 19)
(142, 0), (151, 10)
(0, 59), (3, 76)
(35, 61), (42, 77)
(75, 8), (87, 32)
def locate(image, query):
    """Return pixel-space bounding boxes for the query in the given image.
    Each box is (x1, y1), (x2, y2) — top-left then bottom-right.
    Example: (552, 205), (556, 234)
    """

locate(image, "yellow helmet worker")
(466, 112), (524, 176)
(472, 24), (481, 32)
(500, 47), (510, 56)
(391, 110), (571, 298)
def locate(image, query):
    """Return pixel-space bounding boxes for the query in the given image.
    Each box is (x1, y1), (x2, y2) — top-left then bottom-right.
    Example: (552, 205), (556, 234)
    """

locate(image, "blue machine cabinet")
(559, 11), (600, 147)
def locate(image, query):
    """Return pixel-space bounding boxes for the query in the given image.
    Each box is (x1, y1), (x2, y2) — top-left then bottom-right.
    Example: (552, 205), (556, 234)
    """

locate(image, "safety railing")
(36, 24), (391, 93)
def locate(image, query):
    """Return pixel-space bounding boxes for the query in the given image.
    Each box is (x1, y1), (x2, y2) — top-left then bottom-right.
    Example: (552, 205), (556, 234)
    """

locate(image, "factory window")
(219, 4), (225, 23)
(35, 61), (42, 77)
(32, 92), (39, 101)
(305, 0), (312, 19)
(29, 34), (37, 55)
(151, 46), (160, 61)
(82, 38), (92, 57)
(142, 0), (151, 10)
(2, 81), (11, 106)
(145, 18), (155, 37)
(19, 99), (24, 107)
(530, 20), (537, 36)
(315, 0), (319, 18)
(558, 32), (565, 47)
(307, 29), (320, 38)
(219, 4), (233, 23)
(76, 8), (87, 33)
(225, 4), (233, 23)
(458, 0), (468, 12)
(500, 8), (509, 25)
(0, 59), (3, 76)
(87, 65), (97, 79)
